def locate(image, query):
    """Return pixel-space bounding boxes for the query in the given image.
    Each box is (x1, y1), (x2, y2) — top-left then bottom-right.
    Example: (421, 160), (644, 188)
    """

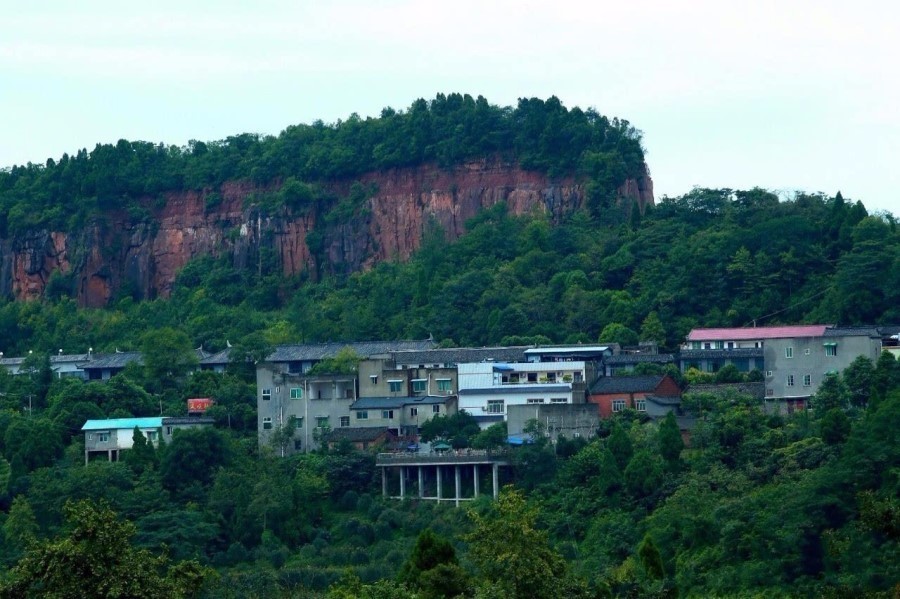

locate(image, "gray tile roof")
(269, 340), (436, 362)
(351, 396), (453, 410)
(823, 327), (881, 338)
(679, 348), (763, 360)
(589, 375), (666, 395)
(200, 348), (232, 365)
(79, 352), (143, 370)
(386, 346), (529, 365)
(604, 353), (675, 365)
(162, 417), (216, 426)
(1, 353), (90, 367)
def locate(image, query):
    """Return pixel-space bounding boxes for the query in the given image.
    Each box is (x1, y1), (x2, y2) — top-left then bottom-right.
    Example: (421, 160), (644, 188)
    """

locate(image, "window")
(290, 387), (303, 399)
(340, 416), (350, 427)
(412, 379), (427, 393)
(294, 439), (302, 450)
(787, 375), (795, 387)
(432, 404), (440, 414)
(704, 342), (712, 349)
(574, 372), (583, 382)
(765, 370), (773, 377)
(356, 411), (368, 420)
(551, 397), (567, 404)
(98, 432), (110, 442)
(486, 400), (504, 414)
(262, 388), (272, 400)
(527, 398), (545, 404)
(803, 374), (811, 386)
(293, 417), (303, 429)
(635, 399), (646, 412)
(437, 379), (452, 392)
(382, 410), (394, 420)
(527, 372), (537, 382)
(612, 399), (626, 412)
(369, 375), (378, 384)
(316, 416), (329, 428)
(262, 417), (273, 430)
(146, 431), (157, 442)
(727, 342), (734, 349)
(165, 426), (172, 435)
(766, 389), (774, 396)
(804, 348), (810, 355)
(825, 343), (837, 357)
(410, 407), (418, 417)
(87, 433), (93, 440)
(785, 347), (793, 359)
(715, 341), (724, 349)
(388, 380), (403, 392)
(691, 341), (701, 349)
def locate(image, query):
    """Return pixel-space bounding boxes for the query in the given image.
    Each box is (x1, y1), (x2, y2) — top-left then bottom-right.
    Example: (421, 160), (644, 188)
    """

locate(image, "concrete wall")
(507, 404), (600, 442)
(764, 335), (881, 400)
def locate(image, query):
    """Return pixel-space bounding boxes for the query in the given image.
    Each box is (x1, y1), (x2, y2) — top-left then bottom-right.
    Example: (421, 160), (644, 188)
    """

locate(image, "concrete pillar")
(381, 467), (387, 497)
(84, 450), (88, 466)
(418, 467), (424, 498)
(473, 464), (479, 498)
(492, 463), (499, 499)
(437, 466), (443, 500)
(108, 449), (113, 462)
(400, 466), (406, 499)
(454, 465), (461, 507)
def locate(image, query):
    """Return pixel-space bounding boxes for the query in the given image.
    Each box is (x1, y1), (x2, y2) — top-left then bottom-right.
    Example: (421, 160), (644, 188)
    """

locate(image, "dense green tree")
(2, 496), (38, 553)
(0, 500), (210, 599)
(607, 423), (633, 471)
(466, 488), (567, 599)
(843, 355), (875, 408)
(819, 408), (850, 445)
(140, 327), (199, 391)
(658, 412), (684, 468)
(812, 373), (850, 412)
(123, 426), (157, 475)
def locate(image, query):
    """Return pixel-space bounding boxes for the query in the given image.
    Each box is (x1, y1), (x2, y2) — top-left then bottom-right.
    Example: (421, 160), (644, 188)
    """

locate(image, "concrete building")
(81, 416), (214, 463)
(588, 374), (682, 418)
(678, 325), (829, 374)
(256, 340), (435, 454)
(456, 360), (590, 428)
(764, 327), (882, 412)
(1, 350), (91, 379)
(507, 403), (600, 443)
(348, 395), (457, 438)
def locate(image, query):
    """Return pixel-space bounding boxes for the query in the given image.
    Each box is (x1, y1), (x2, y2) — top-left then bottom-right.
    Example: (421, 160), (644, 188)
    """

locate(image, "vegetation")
(0, 96), (898, 596)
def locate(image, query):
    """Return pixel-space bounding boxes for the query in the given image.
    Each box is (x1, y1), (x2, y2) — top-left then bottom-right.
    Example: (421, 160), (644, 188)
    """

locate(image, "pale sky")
(2, 1), (898, 215)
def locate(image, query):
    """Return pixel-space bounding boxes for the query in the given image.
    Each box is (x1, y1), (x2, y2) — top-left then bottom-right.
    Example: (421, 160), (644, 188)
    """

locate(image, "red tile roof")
(687, 325), (828, 341)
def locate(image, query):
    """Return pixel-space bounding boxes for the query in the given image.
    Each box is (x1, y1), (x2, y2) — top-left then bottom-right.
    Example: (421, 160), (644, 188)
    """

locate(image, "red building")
(588, 375), (682, 418)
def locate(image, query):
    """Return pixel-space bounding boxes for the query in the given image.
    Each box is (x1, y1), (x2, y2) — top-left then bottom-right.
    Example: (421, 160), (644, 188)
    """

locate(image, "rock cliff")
(0, 162), (652, 307)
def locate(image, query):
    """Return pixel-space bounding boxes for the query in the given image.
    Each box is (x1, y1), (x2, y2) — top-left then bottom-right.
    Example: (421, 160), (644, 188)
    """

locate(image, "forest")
(1, 94), (899, 597)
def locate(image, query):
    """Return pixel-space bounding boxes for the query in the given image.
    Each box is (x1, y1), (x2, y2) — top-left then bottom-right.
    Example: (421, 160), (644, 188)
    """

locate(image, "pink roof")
(687, 325), (828, 341)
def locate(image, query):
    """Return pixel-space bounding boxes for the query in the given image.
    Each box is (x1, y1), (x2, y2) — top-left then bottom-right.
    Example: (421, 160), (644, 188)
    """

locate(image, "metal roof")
(268, 340), (435, 362)
(82, 417), (163, 431)
(687, 325), (828, 341)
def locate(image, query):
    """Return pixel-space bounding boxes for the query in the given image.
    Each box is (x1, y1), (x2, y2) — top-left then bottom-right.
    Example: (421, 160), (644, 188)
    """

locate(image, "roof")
(823, 327), (881, 338)
(79, 352), (143, 370)
(0, 353), (90, 367)
(604, 353), (675, 365)
(590, 375), (668, 395)
(162, 417), (216, 426)
(679, 348), (763, 360)
(458, 384), (571, 395)
(645, 395), (682, 406)
(687, 325), (828, 341)
(82, 417), (163, 431)
(200, 347), (232, 365)
(268, 340), (435, 362)
(325, 427), (395, 443)
(386, 346), (529, 366)
(524, 345), (610, 358)
(350, 396), (453, 410)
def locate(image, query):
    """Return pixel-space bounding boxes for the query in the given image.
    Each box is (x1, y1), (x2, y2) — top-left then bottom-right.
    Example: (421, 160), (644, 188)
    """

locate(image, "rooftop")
(604, 353), (675, 365)
(590, 375), (671, 395)
(458, 384), (571, 395)
(384, 346), (529, 365)
(687, 325), (828, 342)
(679, 348), (763, 360)
(351, 396), (453, 410)
(82, 417), (163, 431)
(79, 352), (143, 370)
(269, 340), (436, 362)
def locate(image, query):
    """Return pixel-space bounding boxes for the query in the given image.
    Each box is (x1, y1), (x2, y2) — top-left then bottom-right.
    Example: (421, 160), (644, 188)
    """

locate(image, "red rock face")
(0, 162), (653, 307)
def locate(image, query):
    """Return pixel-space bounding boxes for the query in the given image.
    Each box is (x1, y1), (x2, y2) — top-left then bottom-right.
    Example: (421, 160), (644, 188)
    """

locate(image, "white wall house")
(456, 361), (587, 428)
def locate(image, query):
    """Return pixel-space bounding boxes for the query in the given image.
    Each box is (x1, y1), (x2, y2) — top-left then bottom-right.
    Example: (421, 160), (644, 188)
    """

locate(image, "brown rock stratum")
(0, 162), (652, 307)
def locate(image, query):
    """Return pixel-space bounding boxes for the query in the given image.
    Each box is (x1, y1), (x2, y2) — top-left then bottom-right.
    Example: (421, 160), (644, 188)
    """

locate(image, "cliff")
(0, 162), (653, 307)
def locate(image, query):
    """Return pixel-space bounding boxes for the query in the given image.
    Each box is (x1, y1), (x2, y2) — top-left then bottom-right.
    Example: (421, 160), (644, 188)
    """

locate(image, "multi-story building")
(764, 327), (882, 411)
(256, 340), (435, 454)
(677, 326), (829, 374)
(348, 395), (458, 438)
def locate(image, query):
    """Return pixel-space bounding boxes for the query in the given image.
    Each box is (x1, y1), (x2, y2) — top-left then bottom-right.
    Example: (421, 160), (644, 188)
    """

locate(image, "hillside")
(0, 94), (651, 307)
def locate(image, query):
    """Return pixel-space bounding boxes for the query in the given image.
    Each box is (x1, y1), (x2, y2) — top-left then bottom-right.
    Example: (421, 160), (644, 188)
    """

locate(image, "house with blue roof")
(81, 416), (214, 464)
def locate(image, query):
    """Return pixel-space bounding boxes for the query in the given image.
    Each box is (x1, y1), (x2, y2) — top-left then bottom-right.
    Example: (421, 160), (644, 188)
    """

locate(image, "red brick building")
(588, 375), (682, 418)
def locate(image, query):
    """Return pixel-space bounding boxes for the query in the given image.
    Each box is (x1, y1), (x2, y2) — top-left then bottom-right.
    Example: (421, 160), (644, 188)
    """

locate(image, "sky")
(1, 0), (898, 216)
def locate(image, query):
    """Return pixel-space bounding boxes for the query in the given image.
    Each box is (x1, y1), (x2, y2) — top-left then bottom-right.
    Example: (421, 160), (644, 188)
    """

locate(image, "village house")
(588, 374), (682, 418)
(81, 416), (214, 464)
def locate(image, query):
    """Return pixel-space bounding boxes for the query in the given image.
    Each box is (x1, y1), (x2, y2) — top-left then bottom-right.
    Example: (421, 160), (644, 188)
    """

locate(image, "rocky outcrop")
(0, 162), (653, 307)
